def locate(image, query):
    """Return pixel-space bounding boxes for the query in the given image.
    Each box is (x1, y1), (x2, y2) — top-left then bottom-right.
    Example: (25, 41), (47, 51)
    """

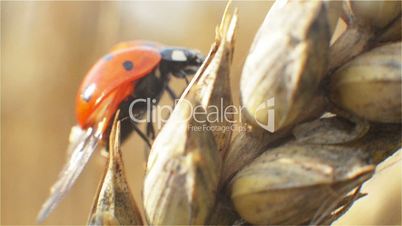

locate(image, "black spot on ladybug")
(123, 60), (134, 71)
(103, 54), (113, 61)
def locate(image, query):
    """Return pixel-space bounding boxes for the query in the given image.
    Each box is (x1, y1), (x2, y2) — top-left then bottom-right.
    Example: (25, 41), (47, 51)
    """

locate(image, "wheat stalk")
(89, 1), (401, 225)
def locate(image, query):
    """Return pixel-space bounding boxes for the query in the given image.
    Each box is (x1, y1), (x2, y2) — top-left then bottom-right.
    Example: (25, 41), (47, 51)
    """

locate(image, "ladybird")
(77, 40), (203, 136)
(37, 41), (204, 222)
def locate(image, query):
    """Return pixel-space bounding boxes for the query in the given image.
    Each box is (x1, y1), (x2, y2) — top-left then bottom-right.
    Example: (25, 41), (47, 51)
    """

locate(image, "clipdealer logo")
(128, 97), (275, 132)
(254, 97), (275, 132)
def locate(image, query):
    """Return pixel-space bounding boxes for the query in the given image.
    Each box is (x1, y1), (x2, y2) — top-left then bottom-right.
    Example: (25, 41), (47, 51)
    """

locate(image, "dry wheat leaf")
(88, 113), (143, 225)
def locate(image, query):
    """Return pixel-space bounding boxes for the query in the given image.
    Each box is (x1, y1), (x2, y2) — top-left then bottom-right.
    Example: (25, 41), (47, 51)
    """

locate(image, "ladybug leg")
(146, 106), (155, 140)
(146, 123), (155, 140)
(144, 122), (155, 159)
(111, 96), (153, 149)
(130, 122), (152, 148)
(143, 106), (156, 160)
(165, 84), (178, 100)
(175, 70), (191, 85)
(183, 76), (190, 85)
(111, 114), (152, 149)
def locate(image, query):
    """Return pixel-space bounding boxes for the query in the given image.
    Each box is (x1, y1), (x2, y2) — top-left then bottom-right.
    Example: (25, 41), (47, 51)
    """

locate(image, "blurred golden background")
(1, 1), (400, 225)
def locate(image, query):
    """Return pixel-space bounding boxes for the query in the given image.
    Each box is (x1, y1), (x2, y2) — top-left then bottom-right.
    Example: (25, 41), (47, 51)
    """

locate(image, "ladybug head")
(160, 48), (205, 78)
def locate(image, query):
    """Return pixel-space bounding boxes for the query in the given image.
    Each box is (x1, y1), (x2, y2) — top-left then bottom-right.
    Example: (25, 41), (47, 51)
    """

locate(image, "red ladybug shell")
(110, 40), (163, 52)
(76, 43), (162, 131)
